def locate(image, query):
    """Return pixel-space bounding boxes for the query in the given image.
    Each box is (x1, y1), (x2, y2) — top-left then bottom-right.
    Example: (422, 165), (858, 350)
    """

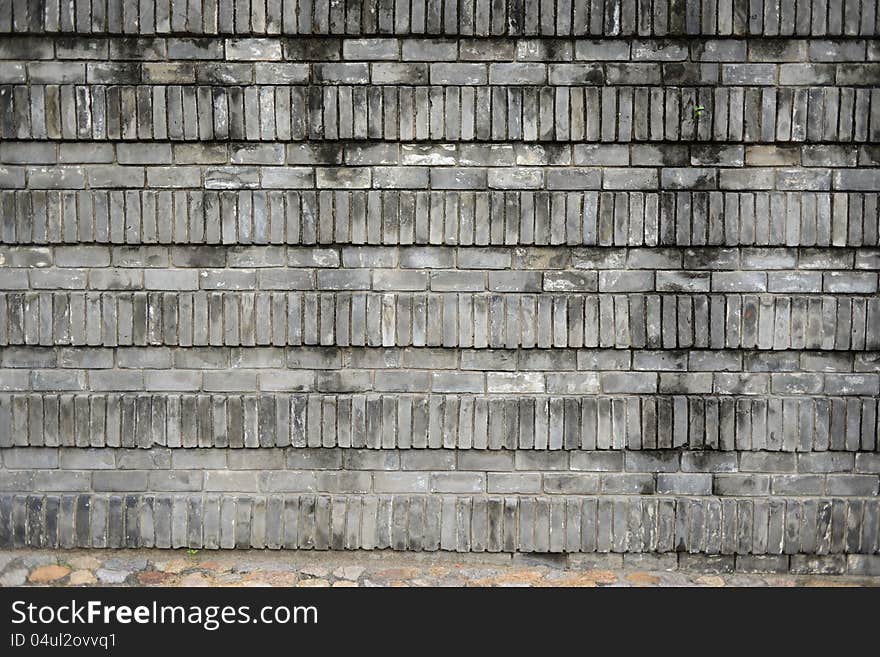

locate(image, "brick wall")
(1, 0), (879, 574)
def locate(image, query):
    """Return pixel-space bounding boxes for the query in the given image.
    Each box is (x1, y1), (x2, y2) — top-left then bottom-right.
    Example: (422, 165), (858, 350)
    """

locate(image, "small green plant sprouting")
(694, 105), (706, 118)
(187, 548), (199, 555)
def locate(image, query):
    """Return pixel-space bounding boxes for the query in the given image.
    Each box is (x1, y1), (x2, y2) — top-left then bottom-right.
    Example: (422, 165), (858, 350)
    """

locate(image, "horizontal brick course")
(3, 84), (879, 142)
(1, 493), (877, 555)
(3, 189), (878, 246)
(2, 393), (878, 451)
(1, 2), (878, 37)
(1, 290), (877, 349)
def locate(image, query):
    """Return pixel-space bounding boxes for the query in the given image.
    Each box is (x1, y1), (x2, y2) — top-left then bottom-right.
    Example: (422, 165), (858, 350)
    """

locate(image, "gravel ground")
(2, 549), (879, 587)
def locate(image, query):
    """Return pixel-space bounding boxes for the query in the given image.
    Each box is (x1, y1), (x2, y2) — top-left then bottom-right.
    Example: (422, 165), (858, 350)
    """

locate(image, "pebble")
(626, 572), (662, 586)
(28, 565), (71, 584)
(154, 559), (189, 574)
(179, 573), (212, 587)
(333, 565), (365, 581)
(21, 554), (56, 568)
(68, 570), (97, 585)
(695, 575), (726, 587)
(300, 565), (330, 578)
(68, 556), (102, 570)
(96, 568), (131, 584)
(0, 554), (16, 572)
(104, 557), (148, 572)
(138, 572), (174, 585)
(0, 568), (29, 586)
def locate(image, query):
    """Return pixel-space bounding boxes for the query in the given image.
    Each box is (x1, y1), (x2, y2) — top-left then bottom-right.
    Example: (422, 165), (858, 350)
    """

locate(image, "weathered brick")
(3, 5), (877, 561)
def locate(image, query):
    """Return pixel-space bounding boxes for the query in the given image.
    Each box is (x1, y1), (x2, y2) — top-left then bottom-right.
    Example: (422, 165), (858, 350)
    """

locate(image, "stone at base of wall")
(531, 552), (880, 576)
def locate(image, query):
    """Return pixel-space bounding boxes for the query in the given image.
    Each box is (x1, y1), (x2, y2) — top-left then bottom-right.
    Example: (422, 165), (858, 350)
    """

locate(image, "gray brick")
(204, 472), (259, 492)
(3, 448), (58, 469)
(373, 472), (428, 493)
(59, 449), (115, 470)
(93, 471), (148, 492)
(431, 473), (483, 493)
(459, 451), (514, 472)
(430, 64), (487, 85)
(713, 474), (769, 496)
(657, 474), (712, 495)
(488, 473), (542, 494)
